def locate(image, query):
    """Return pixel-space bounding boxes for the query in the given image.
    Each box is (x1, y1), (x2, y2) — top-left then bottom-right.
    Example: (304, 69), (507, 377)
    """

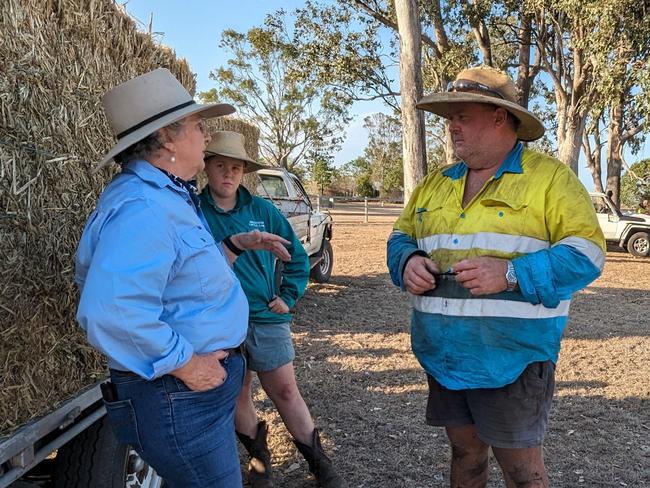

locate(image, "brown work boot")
(236, 421), (274, 488)
(293, 429), (346, 488)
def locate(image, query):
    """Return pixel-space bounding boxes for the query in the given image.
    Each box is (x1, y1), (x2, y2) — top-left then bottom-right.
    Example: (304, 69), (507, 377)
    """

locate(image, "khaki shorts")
(425, 361), (556, 449)
(244, 321), (295, 372)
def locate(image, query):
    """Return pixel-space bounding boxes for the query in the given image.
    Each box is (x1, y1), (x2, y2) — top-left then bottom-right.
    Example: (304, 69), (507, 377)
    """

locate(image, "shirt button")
(453, 238), (459, 245)
(460, 212), (465, 218)
(498, 211), (504, 217)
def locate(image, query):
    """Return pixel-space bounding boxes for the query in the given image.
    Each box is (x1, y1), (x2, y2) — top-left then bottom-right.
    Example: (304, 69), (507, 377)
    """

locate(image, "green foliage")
(292, 1), (401, 111)
(342, 155), (375, 196)
(364, 113), (403, 194)
(356, 174), (375, 197)
(200, 12), (352, 172)
(308, 153), (337, 194)
(620, 159), (650, 208)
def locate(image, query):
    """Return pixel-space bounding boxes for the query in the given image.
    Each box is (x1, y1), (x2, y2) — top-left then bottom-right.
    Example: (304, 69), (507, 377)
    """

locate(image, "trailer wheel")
(310, 239), (333, 283)
(54, 416), (164, 488)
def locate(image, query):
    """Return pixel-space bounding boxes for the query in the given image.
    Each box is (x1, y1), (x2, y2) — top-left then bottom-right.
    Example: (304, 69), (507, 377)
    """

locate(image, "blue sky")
(124, 1), (648, 190)
(124, 0), (386, 168)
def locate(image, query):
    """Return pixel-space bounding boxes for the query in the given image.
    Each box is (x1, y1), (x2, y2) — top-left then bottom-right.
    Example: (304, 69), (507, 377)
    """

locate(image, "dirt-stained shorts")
(425, 361), (556, 449)
(244, 321), (295, 372)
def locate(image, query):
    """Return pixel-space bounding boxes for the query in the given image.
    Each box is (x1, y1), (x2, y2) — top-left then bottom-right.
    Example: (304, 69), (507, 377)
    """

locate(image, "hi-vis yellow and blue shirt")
(387, 143), (606, 390)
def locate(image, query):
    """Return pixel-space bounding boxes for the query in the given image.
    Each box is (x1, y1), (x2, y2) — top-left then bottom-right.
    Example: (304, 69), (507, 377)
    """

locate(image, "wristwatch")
(505, 260), (518, 292)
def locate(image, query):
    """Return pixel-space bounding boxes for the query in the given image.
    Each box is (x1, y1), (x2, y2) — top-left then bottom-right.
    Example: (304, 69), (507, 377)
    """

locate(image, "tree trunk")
(516, 16), (534, 108)
(394, 0), (427, 203)
(582, 121), (605, 194)
(555, 101), (583, 174)
(605, 100), (624, 206)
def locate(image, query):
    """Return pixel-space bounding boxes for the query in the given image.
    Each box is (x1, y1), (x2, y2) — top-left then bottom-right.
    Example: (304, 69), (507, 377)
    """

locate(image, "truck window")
(257, 174), (289, 198)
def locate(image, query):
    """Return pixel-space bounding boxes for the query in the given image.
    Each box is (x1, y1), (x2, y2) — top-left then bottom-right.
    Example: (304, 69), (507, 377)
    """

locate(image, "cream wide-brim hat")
(204, 130), (267, 173)
(416, 66), (545, 142)
(97, 68), (235, 170)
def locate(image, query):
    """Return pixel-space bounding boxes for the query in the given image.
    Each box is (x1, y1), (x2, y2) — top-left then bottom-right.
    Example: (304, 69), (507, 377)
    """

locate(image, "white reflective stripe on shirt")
(553, 236), (605, 271)
(412, 295), (571, 319)
(417, 232), (549, 255)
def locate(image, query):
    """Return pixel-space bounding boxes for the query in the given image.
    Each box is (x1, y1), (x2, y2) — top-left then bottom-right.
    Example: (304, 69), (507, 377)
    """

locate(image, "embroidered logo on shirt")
(249, 220), (266, 230)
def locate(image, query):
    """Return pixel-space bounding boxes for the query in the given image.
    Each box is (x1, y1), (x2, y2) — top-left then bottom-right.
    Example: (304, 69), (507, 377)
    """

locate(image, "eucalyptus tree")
(200, 15), (351, 171)
(394, 0), (426, 200)
(364, 113), (404, 195)
(554, 0), (649, 201)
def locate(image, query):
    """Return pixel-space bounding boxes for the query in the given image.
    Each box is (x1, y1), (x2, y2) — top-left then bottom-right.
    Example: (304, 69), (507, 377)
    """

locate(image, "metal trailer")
(0, 383), (161, 488)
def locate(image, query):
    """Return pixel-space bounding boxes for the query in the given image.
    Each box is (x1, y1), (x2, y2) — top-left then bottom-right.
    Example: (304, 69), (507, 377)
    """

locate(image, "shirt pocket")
(180, 228), (235, 299)
(479, 197), (529, 236)
(414, 205), (462, 241)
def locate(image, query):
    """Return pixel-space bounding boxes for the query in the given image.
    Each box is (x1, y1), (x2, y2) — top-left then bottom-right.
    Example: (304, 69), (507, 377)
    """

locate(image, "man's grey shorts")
(244, 321), (295, 372)
(426, 361), (556, 449)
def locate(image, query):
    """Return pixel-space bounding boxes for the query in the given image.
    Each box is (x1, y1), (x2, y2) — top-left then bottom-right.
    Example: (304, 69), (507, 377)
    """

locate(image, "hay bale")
(0, 0), (197, 436)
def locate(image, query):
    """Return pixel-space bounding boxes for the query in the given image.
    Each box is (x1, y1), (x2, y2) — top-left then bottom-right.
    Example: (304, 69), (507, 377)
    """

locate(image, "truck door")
(256, 173), (310, 245)
(591, 194), (619, 239)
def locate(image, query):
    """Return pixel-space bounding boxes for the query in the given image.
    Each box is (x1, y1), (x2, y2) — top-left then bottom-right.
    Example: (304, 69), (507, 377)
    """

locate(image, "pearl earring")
(170, 155), (176, 163)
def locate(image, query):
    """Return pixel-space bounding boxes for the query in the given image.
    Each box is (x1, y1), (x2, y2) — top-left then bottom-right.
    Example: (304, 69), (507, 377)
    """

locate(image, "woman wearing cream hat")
(75, 68), (292, 487)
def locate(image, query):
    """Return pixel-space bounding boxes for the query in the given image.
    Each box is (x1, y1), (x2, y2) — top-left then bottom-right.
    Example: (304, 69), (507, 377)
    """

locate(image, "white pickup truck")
(255, 168), (334, 282)
(590, 192), (650, 257)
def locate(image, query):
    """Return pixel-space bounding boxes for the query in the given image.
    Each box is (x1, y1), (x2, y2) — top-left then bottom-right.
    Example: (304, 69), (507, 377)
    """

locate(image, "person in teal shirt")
(200, 131), (345, 488)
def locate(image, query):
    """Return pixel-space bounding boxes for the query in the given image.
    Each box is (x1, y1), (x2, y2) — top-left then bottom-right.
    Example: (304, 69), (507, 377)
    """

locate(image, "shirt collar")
(123, 160), (201, 207)
(442, 142), (524, 181)
(123, 160), (175, 189)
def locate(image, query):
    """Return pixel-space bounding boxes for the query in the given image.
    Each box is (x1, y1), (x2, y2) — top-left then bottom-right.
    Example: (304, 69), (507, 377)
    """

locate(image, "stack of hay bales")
(0, 0), (256, 437)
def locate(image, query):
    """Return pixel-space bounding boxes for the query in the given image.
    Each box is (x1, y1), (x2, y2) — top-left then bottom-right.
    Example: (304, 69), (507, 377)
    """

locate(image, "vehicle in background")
(590, 192), (650, 257)
(256, 169), (334, 282)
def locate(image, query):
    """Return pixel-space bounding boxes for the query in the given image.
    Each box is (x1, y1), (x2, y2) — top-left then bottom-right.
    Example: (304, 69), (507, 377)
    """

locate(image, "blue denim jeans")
(105, 353), (245, 487)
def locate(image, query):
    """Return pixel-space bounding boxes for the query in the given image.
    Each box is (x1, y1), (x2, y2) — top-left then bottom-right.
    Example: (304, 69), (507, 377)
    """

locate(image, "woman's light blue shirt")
(75, 160), (248, 379)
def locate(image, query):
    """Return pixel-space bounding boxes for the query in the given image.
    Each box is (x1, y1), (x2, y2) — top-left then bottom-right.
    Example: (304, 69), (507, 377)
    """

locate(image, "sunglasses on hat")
(446, 79), (505, 100)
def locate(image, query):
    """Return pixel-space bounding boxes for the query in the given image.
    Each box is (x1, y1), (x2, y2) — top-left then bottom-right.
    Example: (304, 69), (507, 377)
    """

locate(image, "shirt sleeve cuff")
(399, 250), (428, 291)
(151, 335), (195, 379)
(279, 293), (296, 309)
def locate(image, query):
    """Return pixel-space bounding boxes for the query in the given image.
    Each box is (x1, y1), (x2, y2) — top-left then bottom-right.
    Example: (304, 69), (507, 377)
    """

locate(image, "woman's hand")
(170, 351), (229, 391)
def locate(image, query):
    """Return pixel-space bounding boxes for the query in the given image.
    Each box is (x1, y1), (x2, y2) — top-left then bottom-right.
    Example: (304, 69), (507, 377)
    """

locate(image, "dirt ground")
(251, 203), (650, 487)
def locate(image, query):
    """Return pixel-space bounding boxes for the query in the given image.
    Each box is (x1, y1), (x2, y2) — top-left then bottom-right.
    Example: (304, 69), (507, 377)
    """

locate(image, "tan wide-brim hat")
(417, 66), (545, 142)
(204, 131), (267, 173)
(98, 68), (235, 170)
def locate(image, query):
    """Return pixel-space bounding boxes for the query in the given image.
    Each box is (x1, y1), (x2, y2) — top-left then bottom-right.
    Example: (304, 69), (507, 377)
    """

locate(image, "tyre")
(54, 417), (164, 488)
(310, 239), (333, 283)
(626, 231), (650, 257)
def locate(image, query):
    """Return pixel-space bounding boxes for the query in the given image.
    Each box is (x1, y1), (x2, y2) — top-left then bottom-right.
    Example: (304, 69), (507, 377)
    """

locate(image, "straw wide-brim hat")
(204, 131), (267, 173)
(417, 66), (545, 142)
(98, 68), (235, 170)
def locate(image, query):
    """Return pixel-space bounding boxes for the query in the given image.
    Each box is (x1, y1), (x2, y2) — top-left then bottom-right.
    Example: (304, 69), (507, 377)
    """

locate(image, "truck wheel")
(310, 239), (333, 283)
(54, 416), (163, 488)
(627, 231), (650, 257)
